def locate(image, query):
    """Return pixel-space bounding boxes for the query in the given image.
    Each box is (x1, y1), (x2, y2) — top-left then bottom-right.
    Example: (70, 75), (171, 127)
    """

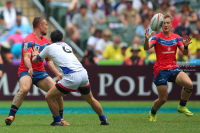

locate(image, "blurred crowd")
(0, 0), (32, 64)
(1, 0), (200, 66)
(65, 0), (200, 66)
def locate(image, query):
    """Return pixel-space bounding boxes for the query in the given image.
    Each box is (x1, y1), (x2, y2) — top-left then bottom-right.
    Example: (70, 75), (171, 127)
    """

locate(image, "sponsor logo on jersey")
(24, 43), (28, 51)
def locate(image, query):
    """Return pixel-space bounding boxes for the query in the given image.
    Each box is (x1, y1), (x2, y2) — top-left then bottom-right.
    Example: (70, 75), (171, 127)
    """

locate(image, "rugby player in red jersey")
(144, 15), (193, 122)
(5, 17), (69, 126)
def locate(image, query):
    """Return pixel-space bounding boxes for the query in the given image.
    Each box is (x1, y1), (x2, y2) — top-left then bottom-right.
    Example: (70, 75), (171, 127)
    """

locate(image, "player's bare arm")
(32, 47), (40, 63)
(179, 36), (192, 55)
(46, 58), (62, 81)
(24, 52), (33, 77)
(0, 55), (3, 78)
(144, 29), (154, 50)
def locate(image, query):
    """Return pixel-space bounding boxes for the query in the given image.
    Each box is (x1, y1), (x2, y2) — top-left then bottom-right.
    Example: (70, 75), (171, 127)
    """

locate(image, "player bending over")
(144, 14), (193, 122)
(32, 30), (109, 126)
(5, 17), (68, 126)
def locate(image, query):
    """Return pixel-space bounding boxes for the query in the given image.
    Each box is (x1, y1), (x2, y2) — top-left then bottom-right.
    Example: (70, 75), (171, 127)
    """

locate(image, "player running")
(144, 15), (193, 122)
(5, 17), (68, 126)
(32, 30), (109, 126)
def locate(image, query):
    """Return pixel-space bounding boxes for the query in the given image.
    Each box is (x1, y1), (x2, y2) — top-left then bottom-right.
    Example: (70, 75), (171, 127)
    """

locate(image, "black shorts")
(55, 83), (91, 95)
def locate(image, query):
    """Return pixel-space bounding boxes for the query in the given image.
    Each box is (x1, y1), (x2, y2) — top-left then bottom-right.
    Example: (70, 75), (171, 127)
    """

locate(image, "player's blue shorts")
(19, 71), (49, 86)
(153, 67), (182, 86)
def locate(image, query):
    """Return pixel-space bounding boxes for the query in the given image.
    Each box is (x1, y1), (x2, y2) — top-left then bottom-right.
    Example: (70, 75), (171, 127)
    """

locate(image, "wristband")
(184, 46), (188, 50)
(0, 64), (2, 70)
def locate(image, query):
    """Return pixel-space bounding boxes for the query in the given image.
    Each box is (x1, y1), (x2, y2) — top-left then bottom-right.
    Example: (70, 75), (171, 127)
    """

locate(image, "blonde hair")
(102, 29), (112, 37)
(164, 14), (172, 22)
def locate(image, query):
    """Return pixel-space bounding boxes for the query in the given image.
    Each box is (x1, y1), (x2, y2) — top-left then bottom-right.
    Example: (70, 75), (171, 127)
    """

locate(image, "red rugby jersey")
(149, 32), (184, 77)
(18, 33), (50, 76)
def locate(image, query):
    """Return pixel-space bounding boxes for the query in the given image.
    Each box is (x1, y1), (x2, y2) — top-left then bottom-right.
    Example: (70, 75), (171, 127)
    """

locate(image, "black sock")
(59, 110), (64, 119)
(9, 105), (18, 117)
(151, 107), (157, 115)
(180, 99), (187, 106)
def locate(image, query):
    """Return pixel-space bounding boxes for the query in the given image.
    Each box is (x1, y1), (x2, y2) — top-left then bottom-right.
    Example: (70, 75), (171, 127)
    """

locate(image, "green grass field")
(0, 101), (199, 133)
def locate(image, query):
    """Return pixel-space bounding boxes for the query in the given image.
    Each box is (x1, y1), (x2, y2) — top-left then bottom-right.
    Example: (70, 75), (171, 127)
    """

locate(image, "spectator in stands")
(170, 6), (180, 31)
(147, 48), (156, 65)
(147, 8), (155, 20)
(195, 49), (200, 59)
(103, 36), (124, 60)
(190, 48), (200, 65)
(16, 8), (29, 25)
(174, 15), (192, 37)
(135, 17), (152, 37)
(8, 14), (32, 38)
(178, 1), (198, 23)
(120, 42), (128, 57)
(87, 29), (102, 50)
(132, 0), (153, 11)
(126, 36), (146, 58)
(95, 29), (112, 59)
(0, 0), (16, 30)
(89, 1), (106, 24)
(120, 0), (141, 27)
(6, 29), (23, 44)
(176, 50), (188, 62)
(66, 0), (79, 24)
(114, 0), (126, 15)
(192, 21), (200, 36)
(1, 41), (12, 64)
(124, 44), (145, 66)
(82, 49), (97, 65)
(189, 29), (200, 58)
(139, 0), (150, 19)
(156, 0), (170, 15)
(101, 0), (115, 16)
(67, 4), (96, 44)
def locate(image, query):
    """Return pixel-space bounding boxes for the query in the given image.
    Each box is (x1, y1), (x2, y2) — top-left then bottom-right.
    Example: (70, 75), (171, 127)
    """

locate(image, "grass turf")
(0, 101), (199, 107)
(0, 101), (199, 133)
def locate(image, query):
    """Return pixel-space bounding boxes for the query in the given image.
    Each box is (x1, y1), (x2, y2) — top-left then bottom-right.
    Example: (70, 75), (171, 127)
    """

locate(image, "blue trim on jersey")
(157, 38), (179, 46)
(150, 36), (157, 41)
(23, 42), (49, 52)
(34, 43), (49, 51)
(60, 66), (75, 74)
(37, 55), (42, 61)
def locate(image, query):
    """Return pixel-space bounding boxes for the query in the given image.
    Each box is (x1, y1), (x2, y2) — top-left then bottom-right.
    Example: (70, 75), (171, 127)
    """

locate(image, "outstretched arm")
(178, 36), (192, 55)
(46, 58), (62, 80)
(144, 29), (154, 50)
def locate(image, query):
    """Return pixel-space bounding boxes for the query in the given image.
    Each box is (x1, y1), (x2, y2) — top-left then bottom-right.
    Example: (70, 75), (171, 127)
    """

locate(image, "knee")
(45, 94), (49, 101)
(19, 86), (29, 95)
(159, 96), (168, 103)
(187, 82), (193, 89)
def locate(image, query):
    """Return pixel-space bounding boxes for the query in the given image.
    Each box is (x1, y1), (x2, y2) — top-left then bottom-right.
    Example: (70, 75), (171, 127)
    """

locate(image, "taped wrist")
(184, 46), (188, 50)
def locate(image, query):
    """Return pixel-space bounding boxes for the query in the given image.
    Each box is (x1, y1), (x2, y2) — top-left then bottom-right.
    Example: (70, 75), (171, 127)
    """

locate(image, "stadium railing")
(33, 0), (45, 17)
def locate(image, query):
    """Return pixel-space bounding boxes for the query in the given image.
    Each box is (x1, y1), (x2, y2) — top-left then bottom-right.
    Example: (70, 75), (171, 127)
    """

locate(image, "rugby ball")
(150, 13), (164, 31)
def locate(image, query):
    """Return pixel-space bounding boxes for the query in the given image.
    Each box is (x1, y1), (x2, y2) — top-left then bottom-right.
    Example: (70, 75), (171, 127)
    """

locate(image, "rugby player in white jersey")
(32, 30), (109, 126)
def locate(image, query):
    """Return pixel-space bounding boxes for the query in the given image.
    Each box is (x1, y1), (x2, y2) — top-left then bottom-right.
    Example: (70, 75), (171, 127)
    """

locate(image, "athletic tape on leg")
(184, 87), (192, 93)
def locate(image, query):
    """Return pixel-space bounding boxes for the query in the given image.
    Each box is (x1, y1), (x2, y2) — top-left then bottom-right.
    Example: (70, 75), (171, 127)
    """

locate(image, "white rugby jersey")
(37, 42), (84, 75)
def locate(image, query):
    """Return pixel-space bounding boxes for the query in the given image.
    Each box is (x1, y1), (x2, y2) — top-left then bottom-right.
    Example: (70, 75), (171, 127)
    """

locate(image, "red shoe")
(5, 116), (14, 126)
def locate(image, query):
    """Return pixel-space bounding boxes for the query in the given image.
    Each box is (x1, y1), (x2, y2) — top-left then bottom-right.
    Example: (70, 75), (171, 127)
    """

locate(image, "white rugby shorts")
(57, 69), (90, 92)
